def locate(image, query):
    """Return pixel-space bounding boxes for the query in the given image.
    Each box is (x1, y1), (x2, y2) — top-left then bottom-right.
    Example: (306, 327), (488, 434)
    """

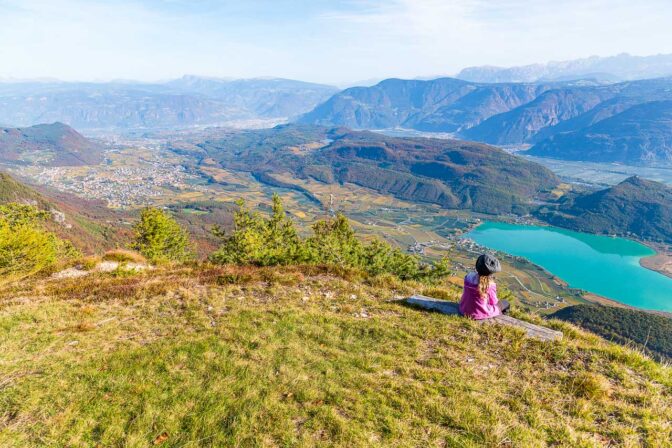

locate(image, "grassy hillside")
(0, 172), (49, 205)
(0, 264), (670, 447)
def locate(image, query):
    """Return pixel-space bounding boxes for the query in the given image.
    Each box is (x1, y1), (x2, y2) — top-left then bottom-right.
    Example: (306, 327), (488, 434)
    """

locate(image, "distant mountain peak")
(456, 53), (672, 83)
(616, 175), (664, 190)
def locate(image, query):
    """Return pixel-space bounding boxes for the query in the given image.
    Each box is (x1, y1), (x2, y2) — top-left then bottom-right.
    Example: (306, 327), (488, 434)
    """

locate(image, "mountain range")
(298, 78), (557, 132)
(4, 70), (672, 166)
(300, 77), (672, 165)
(456, 53), (672, 83)
(525, 100), (672, 164)
(0, 122), (104, 166)
(0, 77), (337, 130)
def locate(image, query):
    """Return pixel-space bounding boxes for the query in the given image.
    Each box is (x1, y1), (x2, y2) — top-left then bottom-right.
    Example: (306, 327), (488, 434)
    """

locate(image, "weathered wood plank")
(407, 295), (461, 315)
(405, 295), (563, 342)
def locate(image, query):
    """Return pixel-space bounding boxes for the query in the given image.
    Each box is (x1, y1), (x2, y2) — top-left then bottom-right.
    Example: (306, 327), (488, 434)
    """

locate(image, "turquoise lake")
(464, 222), (672, 312)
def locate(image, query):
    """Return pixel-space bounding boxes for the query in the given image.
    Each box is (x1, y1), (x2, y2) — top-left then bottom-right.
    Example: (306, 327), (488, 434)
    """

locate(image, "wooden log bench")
(405, 295), (563, 342)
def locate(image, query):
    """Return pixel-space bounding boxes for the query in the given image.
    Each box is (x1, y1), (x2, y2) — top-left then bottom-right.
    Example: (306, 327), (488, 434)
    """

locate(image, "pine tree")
(210, 195), (303, 266)
(210, 196), (451, 282)
(131, 207), (193, 264)
(306, 213), (363, 266)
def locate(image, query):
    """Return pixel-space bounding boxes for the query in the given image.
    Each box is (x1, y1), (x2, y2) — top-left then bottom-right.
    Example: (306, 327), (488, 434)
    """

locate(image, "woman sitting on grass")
(459, 253), (510, 319)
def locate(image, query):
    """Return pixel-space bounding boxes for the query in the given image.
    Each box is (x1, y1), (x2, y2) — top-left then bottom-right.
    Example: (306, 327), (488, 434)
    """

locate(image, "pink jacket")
(459, 272), (500, 320)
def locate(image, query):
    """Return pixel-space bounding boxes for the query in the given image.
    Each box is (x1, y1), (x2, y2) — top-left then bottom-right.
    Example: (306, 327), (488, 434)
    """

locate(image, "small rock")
(51, 267), (89, 279)
(124, 262), (151, 272)
(356, 310), (369, 318)
(96, 261), (119, 272)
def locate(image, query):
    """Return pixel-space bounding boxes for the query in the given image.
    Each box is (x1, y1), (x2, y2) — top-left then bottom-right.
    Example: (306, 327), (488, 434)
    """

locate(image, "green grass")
(0, 265), (670, 447)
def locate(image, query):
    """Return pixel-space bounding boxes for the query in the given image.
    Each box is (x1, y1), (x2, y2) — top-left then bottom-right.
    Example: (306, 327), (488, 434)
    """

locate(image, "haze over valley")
(0, 77), (337, 130)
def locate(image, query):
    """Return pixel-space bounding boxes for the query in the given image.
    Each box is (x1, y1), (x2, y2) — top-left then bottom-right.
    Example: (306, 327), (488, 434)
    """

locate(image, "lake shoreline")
(639, 244), (672, 280)
(466, 221), (672, 313)
(488, 216), (672, 280)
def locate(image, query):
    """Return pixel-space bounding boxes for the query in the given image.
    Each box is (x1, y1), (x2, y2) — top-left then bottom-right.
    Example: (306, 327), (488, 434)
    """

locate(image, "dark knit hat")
(476, 253), (501, 276)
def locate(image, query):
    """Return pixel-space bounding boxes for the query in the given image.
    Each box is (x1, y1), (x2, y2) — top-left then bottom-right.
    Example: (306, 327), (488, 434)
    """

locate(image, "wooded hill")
(172, 124), (559, 215)
(536, 176), (672, 243)
(550, 304), (672, 362)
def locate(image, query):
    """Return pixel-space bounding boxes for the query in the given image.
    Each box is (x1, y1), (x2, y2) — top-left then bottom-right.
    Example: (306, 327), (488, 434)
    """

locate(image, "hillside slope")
(0, 171), (49, 205)
(527, 101), (672, 164)
(0, 264), (670, 446)
(0, 171), (129, 253)
(0, 122), (104, 166)
(537, 176), (672, 243)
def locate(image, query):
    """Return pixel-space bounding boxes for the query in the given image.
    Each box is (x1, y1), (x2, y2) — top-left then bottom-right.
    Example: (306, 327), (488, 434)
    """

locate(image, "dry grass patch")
(101, 249), (147, 264)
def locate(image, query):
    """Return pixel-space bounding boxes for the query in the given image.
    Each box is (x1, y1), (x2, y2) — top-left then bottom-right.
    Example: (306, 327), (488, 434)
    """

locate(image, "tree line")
(1, 195), (450, 283)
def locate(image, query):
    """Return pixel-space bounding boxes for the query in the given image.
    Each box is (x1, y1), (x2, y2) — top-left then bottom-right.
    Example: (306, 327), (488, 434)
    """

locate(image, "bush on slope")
(0, 203), (78, 281)
(210, 195), (450, 281)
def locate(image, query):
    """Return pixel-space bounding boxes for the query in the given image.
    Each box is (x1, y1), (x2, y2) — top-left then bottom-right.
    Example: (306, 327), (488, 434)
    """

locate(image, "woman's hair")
(478, 274), (491, 298)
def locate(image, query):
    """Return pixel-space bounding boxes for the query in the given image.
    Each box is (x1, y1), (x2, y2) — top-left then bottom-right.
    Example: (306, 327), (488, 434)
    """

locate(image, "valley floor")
(1, 265), (670, 447)
(521, 157), (672, 187)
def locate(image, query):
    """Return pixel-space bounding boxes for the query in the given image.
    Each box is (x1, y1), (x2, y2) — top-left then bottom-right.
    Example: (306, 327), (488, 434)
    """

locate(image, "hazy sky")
(1, 0), (671, 85)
